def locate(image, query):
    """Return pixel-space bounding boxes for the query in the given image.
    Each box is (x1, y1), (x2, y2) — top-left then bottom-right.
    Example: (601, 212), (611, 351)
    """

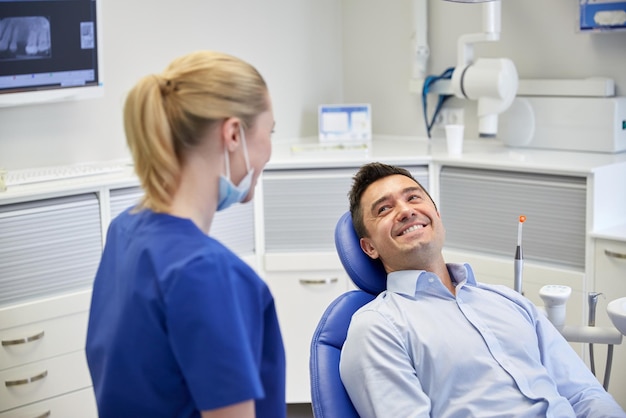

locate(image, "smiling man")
(339, 162), (625, 418)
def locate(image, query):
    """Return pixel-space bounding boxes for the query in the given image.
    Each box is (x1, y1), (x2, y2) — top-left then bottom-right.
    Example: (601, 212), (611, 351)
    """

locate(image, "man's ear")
(360, 237), (379, 260)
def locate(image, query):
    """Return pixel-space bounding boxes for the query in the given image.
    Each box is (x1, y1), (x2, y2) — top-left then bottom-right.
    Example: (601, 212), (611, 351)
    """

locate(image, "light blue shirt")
(339, 263), (625, 418)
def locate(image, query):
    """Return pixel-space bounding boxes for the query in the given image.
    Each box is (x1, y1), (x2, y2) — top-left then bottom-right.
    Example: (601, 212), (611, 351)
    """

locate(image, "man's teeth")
(402, 225), (423, 235)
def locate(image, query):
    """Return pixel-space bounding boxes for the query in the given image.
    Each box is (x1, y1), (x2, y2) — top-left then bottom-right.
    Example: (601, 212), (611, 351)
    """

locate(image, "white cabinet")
(0, 290), (96, 416)
(593, 238), (626, 410)
(0, 191), (101, 416)
(0, 193), (102, 306)
(265, 266), (349, 403)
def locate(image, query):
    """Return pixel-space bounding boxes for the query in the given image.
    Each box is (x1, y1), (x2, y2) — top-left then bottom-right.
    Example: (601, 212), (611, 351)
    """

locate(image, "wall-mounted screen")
(0, 0), (103, 108)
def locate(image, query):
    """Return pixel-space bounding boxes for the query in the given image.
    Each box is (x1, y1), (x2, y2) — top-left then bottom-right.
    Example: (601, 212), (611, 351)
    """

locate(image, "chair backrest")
(309, 212), (387, 418)
(333, 211), (387, 295)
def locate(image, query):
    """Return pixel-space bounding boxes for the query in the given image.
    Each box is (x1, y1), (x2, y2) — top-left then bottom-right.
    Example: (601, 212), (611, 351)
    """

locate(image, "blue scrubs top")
(86, 208), (286, 418)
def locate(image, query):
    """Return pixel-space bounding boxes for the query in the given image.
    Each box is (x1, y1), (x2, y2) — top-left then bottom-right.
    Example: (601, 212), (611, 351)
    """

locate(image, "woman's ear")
(221, 117), (242, 152)
(360, 237), (379, 260)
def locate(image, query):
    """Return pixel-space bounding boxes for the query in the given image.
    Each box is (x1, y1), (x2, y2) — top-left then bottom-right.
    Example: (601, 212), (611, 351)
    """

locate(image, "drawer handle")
(34, 412), (51, 418)
(299, 277), (339, 285)
(5, 370), (48, 387)
(1, 330), (45, 346)
(605, 249), (626, 260)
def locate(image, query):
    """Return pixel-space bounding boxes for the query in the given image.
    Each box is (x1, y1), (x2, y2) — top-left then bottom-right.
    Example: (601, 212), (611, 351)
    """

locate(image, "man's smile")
(399, 223), (425, 236)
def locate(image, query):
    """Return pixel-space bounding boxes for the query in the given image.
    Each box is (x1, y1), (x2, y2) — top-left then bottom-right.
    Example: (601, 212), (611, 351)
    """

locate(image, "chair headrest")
(334, 211), (387, 295)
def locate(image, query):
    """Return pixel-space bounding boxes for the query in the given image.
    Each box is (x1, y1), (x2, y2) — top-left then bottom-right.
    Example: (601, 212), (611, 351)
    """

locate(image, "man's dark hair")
(348, 162), (436, 239)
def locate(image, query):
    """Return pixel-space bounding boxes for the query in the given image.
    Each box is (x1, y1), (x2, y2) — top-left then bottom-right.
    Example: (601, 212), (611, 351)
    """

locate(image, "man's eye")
(409, 194), (421, 201)
(377, 206), (390, 214)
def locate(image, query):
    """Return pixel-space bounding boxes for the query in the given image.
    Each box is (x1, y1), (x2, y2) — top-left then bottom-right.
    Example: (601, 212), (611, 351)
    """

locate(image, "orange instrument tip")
(519, 215), (526, 223)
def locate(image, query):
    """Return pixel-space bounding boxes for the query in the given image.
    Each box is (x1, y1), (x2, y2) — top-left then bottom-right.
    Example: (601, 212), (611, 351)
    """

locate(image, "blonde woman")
(86, 51), (284, 418)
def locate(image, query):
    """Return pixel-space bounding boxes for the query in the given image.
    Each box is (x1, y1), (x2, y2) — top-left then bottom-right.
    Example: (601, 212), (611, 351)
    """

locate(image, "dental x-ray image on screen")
(0, 16), (51, 60)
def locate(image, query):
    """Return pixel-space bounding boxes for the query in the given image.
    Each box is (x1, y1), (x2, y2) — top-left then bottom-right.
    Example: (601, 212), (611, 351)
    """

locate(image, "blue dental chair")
(309, 212), (388, 418)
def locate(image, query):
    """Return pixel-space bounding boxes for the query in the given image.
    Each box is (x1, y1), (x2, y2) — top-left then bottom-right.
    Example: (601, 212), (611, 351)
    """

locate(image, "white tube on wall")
(412, 0), (429, 79)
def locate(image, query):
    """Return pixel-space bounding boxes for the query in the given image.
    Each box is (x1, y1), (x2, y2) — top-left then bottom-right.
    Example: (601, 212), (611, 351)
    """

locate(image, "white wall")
(0, 0), (344, 170)
(342, 0), (626, 138)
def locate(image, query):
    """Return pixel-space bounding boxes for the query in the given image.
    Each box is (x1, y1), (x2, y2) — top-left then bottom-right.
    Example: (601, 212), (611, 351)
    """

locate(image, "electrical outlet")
(447, 107), (464, 125)
(436, 107), (465, 127)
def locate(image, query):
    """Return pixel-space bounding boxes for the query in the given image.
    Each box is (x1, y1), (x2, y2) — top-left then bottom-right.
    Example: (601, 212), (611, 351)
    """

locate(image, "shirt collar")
(386, 263), (477, 297)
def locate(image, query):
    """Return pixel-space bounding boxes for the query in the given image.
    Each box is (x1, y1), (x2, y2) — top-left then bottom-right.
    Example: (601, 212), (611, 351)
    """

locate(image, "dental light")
(447, 0), (519, 137)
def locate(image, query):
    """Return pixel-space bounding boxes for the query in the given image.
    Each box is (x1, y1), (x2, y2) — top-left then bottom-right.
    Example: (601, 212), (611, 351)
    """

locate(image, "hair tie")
(160, 77), (177, 96)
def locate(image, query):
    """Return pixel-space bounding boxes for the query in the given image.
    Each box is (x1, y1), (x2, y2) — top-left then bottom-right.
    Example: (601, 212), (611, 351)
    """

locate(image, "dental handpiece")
(514, 215), (526, 294)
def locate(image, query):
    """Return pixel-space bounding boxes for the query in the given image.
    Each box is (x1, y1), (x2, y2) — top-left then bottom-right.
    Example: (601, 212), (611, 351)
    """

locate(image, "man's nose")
(396, 200), (416, 221)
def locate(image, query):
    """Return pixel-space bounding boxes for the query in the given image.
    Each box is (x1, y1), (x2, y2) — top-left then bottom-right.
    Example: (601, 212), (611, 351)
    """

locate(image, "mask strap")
(223, 147), (231, 180)
(239, 125), (251, 173)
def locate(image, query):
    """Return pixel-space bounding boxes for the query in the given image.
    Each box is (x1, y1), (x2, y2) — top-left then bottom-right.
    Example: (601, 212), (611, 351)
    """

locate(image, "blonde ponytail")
(124, 75), (180, 212)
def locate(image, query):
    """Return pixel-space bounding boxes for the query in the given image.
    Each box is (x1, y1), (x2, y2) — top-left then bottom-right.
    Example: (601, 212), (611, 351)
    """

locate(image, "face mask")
(217, 126), (254, 211)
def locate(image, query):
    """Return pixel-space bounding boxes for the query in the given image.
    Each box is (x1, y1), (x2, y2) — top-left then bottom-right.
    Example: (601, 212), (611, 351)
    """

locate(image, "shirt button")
(428, 278), (434, 283)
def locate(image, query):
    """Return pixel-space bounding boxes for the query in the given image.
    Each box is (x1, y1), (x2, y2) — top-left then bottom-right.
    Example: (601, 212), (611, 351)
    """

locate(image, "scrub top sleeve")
(164, 255), (264, 411)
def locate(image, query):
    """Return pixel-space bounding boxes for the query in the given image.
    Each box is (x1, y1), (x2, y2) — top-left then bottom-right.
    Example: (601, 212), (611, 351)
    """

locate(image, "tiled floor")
(287, 403), (314, 418)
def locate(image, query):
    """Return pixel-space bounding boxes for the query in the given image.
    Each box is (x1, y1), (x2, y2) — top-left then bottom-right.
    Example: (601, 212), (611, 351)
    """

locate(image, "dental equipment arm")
(538, 285), (622, 390)
(448, 0), (519, 137)
(538, 286), (622, 345)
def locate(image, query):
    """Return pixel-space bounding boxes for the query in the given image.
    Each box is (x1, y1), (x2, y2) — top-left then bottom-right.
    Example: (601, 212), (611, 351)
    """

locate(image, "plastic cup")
(445, 124), (464, 156)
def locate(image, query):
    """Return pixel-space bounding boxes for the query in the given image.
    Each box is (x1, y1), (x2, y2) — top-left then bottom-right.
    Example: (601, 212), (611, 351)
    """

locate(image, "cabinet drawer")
(595, 239), (626, 296)
(0, 386), (97, 418)
(1, 311), (88, 370)
(0, 351), (91, 412)
(265, 269), (349, 403)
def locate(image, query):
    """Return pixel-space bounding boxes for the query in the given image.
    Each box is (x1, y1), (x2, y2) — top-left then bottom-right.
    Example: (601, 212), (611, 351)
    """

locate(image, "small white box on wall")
(318, 104), (372, 144)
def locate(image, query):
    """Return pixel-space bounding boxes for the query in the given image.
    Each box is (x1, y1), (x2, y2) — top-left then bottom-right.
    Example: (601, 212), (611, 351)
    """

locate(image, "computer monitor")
(0, 0), (103, 108)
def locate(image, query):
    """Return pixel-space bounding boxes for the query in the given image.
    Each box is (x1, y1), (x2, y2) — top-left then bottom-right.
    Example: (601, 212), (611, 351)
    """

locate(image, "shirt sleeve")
(339, 308), (432, 418)
(163, 254), (264, 411)
(534, 306), (626, 417)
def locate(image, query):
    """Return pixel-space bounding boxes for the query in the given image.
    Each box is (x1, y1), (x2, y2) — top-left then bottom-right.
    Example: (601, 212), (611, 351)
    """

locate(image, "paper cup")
(445, 124), (464, 156)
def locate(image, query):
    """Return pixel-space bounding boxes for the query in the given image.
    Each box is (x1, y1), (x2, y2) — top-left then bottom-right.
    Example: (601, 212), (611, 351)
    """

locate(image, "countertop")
(591, 224), (626, 242)
(268, 135), (626, 177)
